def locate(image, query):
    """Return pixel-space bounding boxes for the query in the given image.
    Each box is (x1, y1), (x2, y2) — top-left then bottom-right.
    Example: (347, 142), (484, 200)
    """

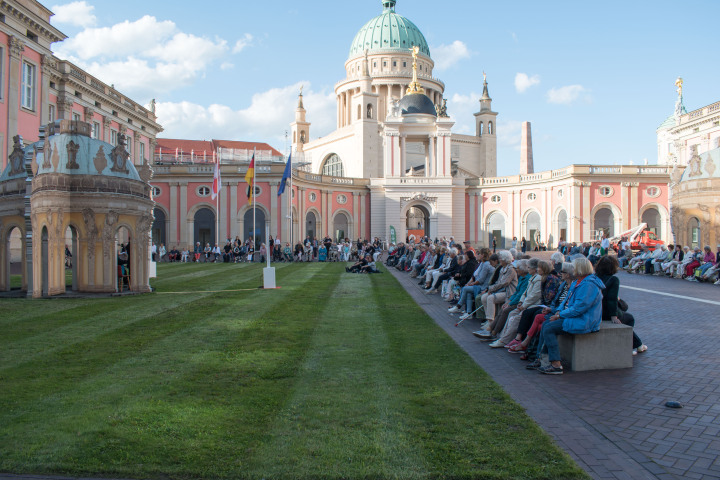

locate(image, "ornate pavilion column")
(400, 135), (407, 177)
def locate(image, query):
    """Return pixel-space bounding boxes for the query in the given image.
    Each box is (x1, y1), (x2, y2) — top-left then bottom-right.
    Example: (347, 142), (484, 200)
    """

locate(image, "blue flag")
(278, 153), (292, 196)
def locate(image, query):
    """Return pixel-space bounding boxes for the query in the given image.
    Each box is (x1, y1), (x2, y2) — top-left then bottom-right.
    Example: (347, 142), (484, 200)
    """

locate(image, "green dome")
(349, 1), (430, 59)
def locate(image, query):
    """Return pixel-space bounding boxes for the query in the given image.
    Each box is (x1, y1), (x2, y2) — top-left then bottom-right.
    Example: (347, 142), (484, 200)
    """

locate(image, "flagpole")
(215, 159), (220, 248)
(253, 147), (256, 253)
(288, 151), (293, 245)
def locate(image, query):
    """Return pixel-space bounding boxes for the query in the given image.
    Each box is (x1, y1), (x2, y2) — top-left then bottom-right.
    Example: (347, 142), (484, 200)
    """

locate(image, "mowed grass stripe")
(246, 266), (426, 479)
(0, 263), (279, 368)
(369, 270), (587, 479)
(0, 263), (338, 479)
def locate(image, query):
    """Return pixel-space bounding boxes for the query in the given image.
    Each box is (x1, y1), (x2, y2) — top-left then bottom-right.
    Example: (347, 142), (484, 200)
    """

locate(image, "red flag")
(211, 161), (221, 200)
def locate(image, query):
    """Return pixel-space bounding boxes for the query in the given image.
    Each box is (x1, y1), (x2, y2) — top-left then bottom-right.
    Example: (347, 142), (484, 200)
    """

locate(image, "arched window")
(488, 121), (493, 134)
(479, 122), (484, 136)
(357, 104), (361, 120)
(367, 103), (373, 119)
(321, 154), (344, 177)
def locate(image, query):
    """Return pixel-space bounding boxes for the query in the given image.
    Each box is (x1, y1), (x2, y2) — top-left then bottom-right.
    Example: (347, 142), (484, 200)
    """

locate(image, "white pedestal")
(148, 260), (157, 279)
(263, 267), (276, 289)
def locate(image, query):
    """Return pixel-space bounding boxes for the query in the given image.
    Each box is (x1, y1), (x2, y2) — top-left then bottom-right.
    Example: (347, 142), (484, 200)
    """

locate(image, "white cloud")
(447, 92), (480, 134)
(514, 73), (540, 93)
(156, 82), (335, 148)
(546, 84), (589, 105)
(51, 1), (96, 27)
(233, 33), (254, 54)
(431, 40), (471, 70)
(220, 62), (234, 71)
(497, 120), (524, 149)
(54, 15), (228, 98)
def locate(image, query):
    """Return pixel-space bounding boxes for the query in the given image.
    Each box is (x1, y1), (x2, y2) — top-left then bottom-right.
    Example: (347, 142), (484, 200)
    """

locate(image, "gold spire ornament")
(675, 77), (683, 97)
(405, 45), (425, 95)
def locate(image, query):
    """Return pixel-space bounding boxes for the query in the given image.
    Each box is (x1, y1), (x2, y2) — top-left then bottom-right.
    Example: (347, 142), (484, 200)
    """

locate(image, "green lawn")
(0, 262), (587, 479)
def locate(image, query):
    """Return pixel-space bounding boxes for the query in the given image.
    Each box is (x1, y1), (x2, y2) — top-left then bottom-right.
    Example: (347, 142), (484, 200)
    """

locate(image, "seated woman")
(515, 262), (575, 359)
(684, 246), (703, 278)
(505, 260), (561, 353)
(490, 258), (546, 348)
(533, 257), (605, 375)
(474, 250), (517, 324)
(595, 255), (647, 355)
(693, 245), (717, 281)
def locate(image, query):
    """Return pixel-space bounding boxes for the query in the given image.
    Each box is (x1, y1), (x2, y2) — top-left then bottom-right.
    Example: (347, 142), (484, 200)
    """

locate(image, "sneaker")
(478, 321), (489, 330)
(448, 306), (461, 313)
(636, 344), (648, 353)
(526, 359), (542, 370)
(459, 313), (472, 321)
(488, 340), (505, 348)
(538, 364), (563, 375)
(632, 349), (637, 356)
(472, 330), (492, 338)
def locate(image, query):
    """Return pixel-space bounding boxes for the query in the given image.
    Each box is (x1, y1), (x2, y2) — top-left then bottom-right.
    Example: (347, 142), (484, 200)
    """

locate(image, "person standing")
(492, 237), (497, 253)
(600, 233), (610, 256)
(521, 237), (527, 254)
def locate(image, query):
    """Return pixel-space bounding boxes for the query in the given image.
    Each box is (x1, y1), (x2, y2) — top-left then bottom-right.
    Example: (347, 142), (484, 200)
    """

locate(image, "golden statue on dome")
(675, 77), (683, 97)
(406, 45), (425, 95)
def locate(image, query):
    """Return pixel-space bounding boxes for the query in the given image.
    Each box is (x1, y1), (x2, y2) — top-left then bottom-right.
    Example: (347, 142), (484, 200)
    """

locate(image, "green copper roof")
(349, 1), (430, 59)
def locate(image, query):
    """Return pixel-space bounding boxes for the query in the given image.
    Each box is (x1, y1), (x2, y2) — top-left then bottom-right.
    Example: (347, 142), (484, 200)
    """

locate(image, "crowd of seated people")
(151, 236), (385, 266)
(623, 242), (720, 284)
(397, 243), (648, 375)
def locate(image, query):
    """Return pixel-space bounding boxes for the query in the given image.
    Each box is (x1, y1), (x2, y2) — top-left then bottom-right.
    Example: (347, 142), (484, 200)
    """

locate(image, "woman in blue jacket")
(536, 257), (605, 375)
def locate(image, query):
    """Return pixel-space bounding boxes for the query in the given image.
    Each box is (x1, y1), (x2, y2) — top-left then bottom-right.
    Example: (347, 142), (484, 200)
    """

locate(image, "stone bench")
(558, 321), (633, 371)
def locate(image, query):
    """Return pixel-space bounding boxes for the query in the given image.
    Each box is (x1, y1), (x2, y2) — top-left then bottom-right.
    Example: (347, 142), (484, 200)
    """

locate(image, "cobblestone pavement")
(389, 263), (720, 480)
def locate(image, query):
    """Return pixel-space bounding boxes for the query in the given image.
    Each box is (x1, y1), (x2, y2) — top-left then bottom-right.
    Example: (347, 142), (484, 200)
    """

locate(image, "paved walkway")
(388, 264), (720, 480)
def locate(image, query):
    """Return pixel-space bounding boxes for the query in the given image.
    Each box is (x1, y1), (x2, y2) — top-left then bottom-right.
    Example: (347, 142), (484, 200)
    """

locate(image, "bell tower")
(473, 73), (498, 176)
(290, 87), (310, 153)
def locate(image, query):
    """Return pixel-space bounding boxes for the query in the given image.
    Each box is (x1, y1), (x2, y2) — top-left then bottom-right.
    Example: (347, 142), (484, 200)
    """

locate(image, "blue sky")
(49, 0), (719, 176)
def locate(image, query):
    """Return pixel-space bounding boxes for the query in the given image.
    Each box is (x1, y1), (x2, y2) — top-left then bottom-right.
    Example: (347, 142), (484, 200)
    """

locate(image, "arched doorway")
(243, 208), (265, 248)
(152, 208), (166, 246)
(115, 226), (132, 292)
(333, 212), (349, 243)
(194, 208), (216, 248)
(65, 225), (79, 291)
(594, 207), (614, 238)
(41, 227), (49, 296)
(305, 211), (317, 241)
(244, 208), (266, 247)
(557, 209), (568, 244)
(642, 207), (661, 239)
(406, 205), (429, 240)
(525, 211), (542, 250)
(688, 217), (700, 248)
(486, 211), (506, 249)
(4, 226), (24, 291)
